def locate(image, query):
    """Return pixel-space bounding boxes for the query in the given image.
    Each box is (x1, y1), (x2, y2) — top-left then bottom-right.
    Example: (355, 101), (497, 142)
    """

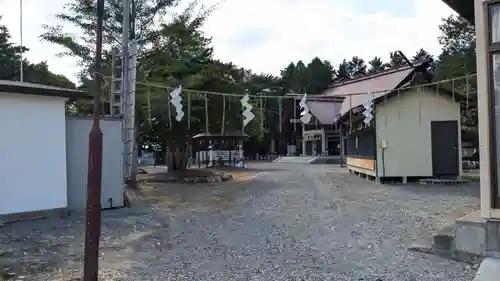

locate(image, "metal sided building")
(320, 61), (463, 183)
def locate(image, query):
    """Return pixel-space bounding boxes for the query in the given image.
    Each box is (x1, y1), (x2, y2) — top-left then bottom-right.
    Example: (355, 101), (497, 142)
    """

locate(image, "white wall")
(375, 88), (462, 178)
(66, 116), (124, 210)
(0, 93), (68, 215)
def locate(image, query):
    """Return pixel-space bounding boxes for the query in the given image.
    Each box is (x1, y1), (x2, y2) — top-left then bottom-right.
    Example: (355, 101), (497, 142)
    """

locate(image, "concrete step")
(433, 224), (456, 253)
(409, 210), (487, 265)
(454, 210), (487, 256)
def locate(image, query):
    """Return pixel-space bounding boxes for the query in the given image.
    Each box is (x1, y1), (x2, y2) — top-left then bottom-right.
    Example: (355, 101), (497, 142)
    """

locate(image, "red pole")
(83, 0), (104, 280)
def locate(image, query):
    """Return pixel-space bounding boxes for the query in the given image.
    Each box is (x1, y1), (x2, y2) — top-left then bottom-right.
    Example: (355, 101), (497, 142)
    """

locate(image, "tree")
(348, 56), (367, 78)
(434, 15), (476, 90)
(279, 57), (334, 95)
(412, 48), (436, 72)
(292, 60), (309, 93)
(0, 17), (75, 88)
(413, 48), (433, 62)
(0, 18), (26, 81)
(280, 62), (296, 93)
(389, 51), (406, 68)
(24, 61), (76, 88)
(438, 15), (475, 54)
(336, 59), (353, 81)
(136, 6), (215, 171)
(306, 57), (334, 94)
(136, 7), (276, 170)
(434, 15), (477, 128)
(435, 15), (476, 79)
(40, 0), (187, 80)
(367, 56), (389, 74)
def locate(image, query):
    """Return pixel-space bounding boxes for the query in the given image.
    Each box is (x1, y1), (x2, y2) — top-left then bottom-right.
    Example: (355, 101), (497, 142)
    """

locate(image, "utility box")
(65, 116), (125, 211)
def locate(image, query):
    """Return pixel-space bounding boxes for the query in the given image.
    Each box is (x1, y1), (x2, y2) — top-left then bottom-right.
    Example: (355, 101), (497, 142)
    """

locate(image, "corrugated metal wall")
(346, 127), (376, 159)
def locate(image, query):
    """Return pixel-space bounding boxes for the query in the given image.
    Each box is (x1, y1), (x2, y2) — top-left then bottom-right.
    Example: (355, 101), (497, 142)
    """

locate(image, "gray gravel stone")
(0, 163), (479, 280)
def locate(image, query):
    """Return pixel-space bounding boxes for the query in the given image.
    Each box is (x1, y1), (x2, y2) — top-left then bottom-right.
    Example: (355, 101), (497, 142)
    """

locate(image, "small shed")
(0, 80), (89, 220)
(320, 61), (463, 182)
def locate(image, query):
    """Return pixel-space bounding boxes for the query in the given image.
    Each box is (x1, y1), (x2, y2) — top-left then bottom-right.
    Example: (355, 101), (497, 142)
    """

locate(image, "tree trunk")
(166, 141), (189, 172)
(165, 144), (173, 172)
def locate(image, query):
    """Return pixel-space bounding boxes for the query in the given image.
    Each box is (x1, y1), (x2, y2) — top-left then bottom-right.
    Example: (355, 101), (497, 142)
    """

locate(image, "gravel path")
(0, 163), (480, 280)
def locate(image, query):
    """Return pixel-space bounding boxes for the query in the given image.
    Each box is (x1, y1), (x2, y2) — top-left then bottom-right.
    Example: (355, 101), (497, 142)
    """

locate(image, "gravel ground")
(0, 163), (480, 281)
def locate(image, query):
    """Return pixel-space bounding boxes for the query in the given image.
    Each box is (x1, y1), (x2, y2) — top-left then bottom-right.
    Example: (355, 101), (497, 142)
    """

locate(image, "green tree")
(306, 57), (334, 94)
(434, 15), (476, 90)
(0, 17), (75, 88)
(367, 56), (389, 74)
(348, 56), (367, 78)
(292, 60), (309, 93)
(413, 48), (436, 71)
(438, 15), (475, 54)
(280, 62), (296, 93)
(336, 59), (353, 81)
(136, 8), (274, 169)
(24, 61), (76, 88)
(0, 19), (25, 80)
(413, 48), (433, 62)
(434, 15), (477, 128)
(40, 0), (186, 79)
(137, 7), (216, 170)
(389, 51), (406, 68)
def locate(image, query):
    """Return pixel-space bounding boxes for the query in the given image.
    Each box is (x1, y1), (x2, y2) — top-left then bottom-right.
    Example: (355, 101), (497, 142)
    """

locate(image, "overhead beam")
(441, 0), (475, 23)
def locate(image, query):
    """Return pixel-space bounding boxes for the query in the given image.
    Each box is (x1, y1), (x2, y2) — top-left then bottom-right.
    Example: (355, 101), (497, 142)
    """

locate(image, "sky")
(0, 0), (456, 83)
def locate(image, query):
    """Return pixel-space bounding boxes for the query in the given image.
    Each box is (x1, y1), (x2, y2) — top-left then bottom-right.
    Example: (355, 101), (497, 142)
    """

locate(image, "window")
(488, 1), (500, 208)
(490, 3), (500, 44)
(491, 53), (500, 207)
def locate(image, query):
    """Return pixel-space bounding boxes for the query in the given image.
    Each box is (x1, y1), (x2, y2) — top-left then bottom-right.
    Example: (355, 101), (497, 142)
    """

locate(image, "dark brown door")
(431, 121), (459, 177)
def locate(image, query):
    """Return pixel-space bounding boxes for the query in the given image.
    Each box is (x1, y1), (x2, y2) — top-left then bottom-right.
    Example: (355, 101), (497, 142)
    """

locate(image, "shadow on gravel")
(0, 207), (175, 280)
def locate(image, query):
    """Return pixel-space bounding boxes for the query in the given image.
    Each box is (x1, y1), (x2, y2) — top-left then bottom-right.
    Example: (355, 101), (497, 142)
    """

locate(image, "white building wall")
(66, 116), (125, 211)
(0, 93), (68, 215)
(375, 88), (462, 178)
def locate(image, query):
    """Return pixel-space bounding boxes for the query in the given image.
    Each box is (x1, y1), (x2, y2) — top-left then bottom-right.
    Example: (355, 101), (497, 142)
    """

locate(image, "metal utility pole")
(19, 0), (23, 82)
(129, 0), (139, 187)
(122, 0), (131, 183)
(120, 0), (139, 187)
(82, 0), (104, 280)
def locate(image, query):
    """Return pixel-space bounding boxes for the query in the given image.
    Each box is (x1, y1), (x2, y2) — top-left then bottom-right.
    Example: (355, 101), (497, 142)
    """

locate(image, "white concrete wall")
(0, 93), (68, 215)
(66, 116), (125, 211)
(375, 88), (462, 178)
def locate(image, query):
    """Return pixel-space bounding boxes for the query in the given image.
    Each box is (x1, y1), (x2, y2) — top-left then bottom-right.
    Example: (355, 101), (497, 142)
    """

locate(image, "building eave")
(441, 0), (475, 23)
(0, 80), (91, 100)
